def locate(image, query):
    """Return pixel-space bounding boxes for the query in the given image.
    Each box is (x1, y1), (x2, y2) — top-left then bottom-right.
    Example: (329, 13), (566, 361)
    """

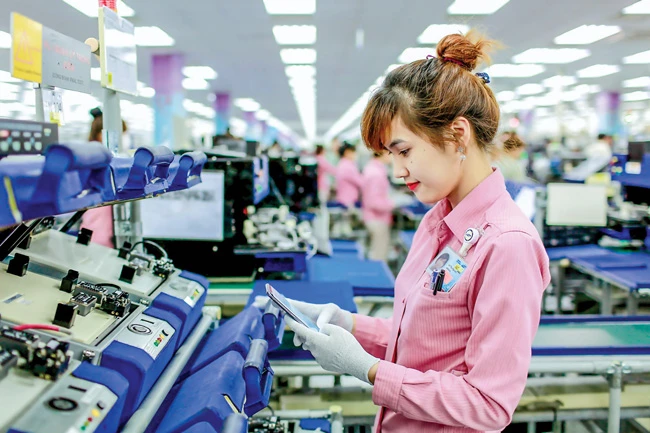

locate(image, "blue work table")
(306, 256), (395, 297)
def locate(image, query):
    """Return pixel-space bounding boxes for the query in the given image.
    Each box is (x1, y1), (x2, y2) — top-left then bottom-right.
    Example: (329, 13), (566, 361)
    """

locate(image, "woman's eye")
(399, 149), (409, 157)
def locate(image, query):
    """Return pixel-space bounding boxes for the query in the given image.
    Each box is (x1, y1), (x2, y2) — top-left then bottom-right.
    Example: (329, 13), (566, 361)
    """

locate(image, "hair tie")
(426, 55), (435, 59)
(442, 57), (467, 68)
(475, 72), (490, 84)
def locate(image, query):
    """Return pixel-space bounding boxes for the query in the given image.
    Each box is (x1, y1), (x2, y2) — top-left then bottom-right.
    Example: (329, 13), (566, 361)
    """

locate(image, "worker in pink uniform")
(315, 144), (337, 204)
(362, 151), (394, 261)
(80, 108), (126, 248)
(334, 142), (363, 208)
(281, 32), (551, 432)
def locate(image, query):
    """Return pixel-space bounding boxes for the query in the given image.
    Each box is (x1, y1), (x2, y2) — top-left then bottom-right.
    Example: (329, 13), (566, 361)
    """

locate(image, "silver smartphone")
(265, 283), (319, 330)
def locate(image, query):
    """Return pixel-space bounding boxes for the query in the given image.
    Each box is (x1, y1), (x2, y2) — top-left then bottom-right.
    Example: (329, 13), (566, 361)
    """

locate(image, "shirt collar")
(441, 168), (507, 241)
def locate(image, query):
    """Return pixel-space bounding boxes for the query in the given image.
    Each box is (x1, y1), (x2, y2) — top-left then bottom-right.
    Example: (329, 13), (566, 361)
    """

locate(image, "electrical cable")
(13, 324), (73, 335)
(95, 283), (122, 291)
(129, 240), (168, 258)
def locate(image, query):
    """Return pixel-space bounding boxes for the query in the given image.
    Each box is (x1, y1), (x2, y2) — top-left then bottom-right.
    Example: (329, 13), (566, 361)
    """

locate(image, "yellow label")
(11, 12), (43, 83)
(107, 72), (113, 85)
(3, 176), (22, 223)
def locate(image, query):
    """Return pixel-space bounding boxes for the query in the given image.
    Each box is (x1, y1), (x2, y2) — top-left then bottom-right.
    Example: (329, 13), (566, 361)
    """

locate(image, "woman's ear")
(450, 117), (472, 153)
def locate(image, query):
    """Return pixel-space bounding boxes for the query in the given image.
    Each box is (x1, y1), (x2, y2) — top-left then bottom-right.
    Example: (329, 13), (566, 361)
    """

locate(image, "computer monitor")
(141, 171), (225, 241)
(545, 183), (608, 227)
(628, 141), (650, 163)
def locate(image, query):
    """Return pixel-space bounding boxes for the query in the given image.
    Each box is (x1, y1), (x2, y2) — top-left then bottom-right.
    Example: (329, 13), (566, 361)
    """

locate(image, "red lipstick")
(406, 182), (420, 191)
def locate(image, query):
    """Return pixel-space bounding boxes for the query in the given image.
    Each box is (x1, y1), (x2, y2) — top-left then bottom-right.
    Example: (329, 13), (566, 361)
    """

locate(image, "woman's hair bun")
(436, 30), (496, 71)
(89, 107), (103, 119)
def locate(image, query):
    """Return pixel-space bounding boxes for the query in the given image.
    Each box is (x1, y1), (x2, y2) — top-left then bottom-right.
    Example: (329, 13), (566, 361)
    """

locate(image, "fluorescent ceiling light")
(513, 48), (590, 64)
(448, 0), (510, 14)
(417, 24), (470, 44)
(139, 87), (155, 98)
(263, 0), (316, 15)
(285, 65), (316, 79)
(543, 75), (577, 87)
(576, 64), (620, 78)
(256, 109), (271, 121)
(234, 98), (261, 112)
(485, 63), (545, 77)
(0, 70), (21, 83)
(182, 66), (218, 80)
(0, 31), (11, 49)
(554, 25), (621, 45)
(623, 50), (650, 64)
(496, 91), (516, 102)
(62, 0), (135, 17)
(182, 77), (209, 90)
(623, 0), (650, 14)
(622, 91), (650, 101)
(623, 76), (650, 88)
(574, 84), (601, 94)
(398, 47), (434, 64)
(280, 48), (316, 64)
(273, 25), (316, 45)
(559, 90), (581, 102)
(134, 26), (174, 47)
(289, 76), (316, 89)
(516, 83), (545, 95)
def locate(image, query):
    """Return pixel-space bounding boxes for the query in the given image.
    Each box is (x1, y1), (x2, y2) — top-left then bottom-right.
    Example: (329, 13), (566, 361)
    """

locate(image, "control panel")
(7, 373), (117, 433)
(0, 118), (59, 157)
(162, 277), (205, 308)
(114, 313), (175, 360)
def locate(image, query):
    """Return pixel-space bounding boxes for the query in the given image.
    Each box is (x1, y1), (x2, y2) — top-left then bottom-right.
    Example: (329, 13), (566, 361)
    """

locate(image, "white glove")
(286, 317), (379, 384)
(252, 296), (353, 332)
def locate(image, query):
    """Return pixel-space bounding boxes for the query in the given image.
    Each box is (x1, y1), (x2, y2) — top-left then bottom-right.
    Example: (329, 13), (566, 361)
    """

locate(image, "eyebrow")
(387, 139), (405, 148)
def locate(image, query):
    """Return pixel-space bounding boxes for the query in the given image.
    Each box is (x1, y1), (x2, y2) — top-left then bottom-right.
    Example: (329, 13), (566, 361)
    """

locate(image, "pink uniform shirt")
(354, 169), (550, 433)
(316, 154), (337, 195)
(81, 206), (114, 248)
(362, 159), (394, 225)
(335, 158), (363, 207)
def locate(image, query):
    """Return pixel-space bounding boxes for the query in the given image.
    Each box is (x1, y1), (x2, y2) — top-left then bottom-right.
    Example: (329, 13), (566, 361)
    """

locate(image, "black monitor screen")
(628, 141), (650, 163)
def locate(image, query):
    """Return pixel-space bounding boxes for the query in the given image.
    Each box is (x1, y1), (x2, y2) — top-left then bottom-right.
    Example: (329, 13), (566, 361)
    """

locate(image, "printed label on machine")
(9, 375), (118, 433)
(115, 313), (175, 360)
(164, 278), (205, 308)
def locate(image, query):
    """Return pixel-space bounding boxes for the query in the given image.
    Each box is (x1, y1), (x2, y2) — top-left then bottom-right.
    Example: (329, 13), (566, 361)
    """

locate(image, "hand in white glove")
(286, 317), (379, 384)
(253, 296), (353, 332)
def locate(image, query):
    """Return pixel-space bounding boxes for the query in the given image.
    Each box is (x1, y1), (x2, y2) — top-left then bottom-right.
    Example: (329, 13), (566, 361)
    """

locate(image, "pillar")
(151, 54), (186, 148)
(214, 92), (231, 136)
(242, 111), (261, 142)
(596, 91), (622, 138)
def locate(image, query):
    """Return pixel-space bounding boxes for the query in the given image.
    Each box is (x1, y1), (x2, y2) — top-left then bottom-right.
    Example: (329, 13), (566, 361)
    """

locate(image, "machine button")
(96, 401), (106, 410)
(48, 397), (78, 411)
(91, 409), (100, 417)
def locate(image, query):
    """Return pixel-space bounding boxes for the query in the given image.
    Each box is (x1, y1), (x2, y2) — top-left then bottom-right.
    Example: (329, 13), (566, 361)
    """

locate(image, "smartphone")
(265, 284), (319, 330)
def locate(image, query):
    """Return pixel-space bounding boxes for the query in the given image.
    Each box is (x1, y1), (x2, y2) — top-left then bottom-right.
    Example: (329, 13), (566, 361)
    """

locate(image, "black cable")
(59, 210), (87, 233)
(268, 176), (287, 206)
(95, 283), (122, 291)
(265, 404), (275, 417)
(129, 240), (168, 258)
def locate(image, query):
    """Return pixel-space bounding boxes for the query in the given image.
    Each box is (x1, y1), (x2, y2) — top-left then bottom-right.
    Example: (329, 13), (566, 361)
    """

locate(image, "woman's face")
(385, 117), (463, 204)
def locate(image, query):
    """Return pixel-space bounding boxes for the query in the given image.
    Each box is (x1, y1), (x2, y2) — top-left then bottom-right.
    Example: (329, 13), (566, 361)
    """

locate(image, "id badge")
(426, 246), (468, 292)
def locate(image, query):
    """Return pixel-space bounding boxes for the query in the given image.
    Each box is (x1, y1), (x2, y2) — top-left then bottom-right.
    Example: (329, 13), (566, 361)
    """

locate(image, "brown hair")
(88, 111), (127, 142)
(502, 132), (525, 152)
(361, 30), (500, 153)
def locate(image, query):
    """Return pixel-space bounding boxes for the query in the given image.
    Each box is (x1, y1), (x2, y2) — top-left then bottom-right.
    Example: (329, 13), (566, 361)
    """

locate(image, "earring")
(458, 146), (465, 161)
(460, 154), (466, 161)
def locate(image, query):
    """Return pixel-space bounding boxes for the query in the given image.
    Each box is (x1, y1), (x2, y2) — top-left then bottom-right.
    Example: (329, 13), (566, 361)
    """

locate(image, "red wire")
(13, 324), (71, 334)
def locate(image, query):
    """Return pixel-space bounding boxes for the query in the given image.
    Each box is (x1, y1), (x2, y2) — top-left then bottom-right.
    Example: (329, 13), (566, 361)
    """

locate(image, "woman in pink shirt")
(334, 142), (363, 208)
(285, 31), (551, 432)
(315, 144), (337, 204)
(362, 152), (394, 261)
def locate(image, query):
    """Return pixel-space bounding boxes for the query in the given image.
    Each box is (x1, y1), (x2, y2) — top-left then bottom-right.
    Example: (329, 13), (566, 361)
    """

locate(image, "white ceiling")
(1, 0), (650, 141)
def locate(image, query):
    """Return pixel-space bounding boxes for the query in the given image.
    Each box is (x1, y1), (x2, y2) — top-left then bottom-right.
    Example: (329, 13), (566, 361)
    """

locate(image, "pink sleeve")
(352, 167), (364, 188)
(363, 174), (394, 213)
(372, 232), (547, 431)
(353, 314), (392, 360)
(81, 206), (114, 249)
(323, 159), (337, 176)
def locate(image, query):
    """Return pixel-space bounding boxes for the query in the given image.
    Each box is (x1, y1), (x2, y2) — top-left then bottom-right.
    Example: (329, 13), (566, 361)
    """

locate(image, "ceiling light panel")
(623, 0), (650, 14)
(623, 50), (650, 64)
(447, 0), (510, 15)
(623, 76), (650, 88)
(134, 26), (174, 47)
(496, 91), (516, 102)
(575, 84), (601, 94)
(517, 83), (545, 95)
(417, 24), (470, 44)
(512, 48), (590, 64)
(0, 31), (11, 49)
(139, 87), (155, 98)
(62, 0), (134, 17)
(273, 25), (317, 45)
(234, 98), (261, 112)
(576, 64), (620, 78)
(553, 25), (621, 45)
(285, 65), (316, 79)
(0, 70), (22, 83)
(484, 64), (545, 77)
(386, 64), (403, 73)
(263, 0), (316, 15)
(182, 77), (209, 90)
(182, 66), (218, 80)
(280, 48), (316, 64)
(543, 75), (578, 87)
(398, 47), (434, 64)
(622, 91), (650, 101)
